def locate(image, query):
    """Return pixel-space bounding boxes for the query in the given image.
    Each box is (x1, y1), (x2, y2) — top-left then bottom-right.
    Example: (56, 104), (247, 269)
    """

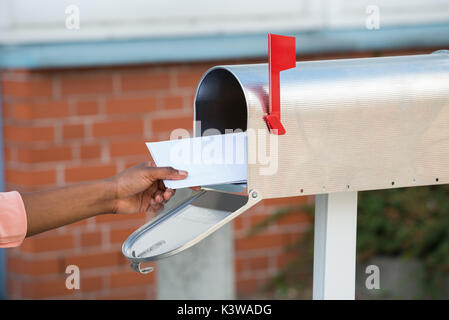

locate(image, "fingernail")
(178, 170), (188, 176)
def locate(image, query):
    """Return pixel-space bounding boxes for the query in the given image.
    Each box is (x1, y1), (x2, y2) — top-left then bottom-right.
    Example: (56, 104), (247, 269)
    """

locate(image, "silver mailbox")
(123, 51), (449, 273)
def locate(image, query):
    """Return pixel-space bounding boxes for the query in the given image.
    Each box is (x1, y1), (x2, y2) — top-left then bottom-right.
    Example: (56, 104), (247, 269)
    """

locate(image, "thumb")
(145, 166), (188, 181)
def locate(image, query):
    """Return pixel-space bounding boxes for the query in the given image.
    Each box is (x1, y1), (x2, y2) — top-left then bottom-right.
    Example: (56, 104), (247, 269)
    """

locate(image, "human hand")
(108, 162), (188, 214)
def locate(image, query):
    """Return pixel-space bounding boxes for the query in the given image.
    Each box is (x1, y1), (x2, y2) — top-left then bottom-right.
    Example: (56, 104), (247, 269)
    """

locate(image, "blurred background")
(1, 0), (449, 299)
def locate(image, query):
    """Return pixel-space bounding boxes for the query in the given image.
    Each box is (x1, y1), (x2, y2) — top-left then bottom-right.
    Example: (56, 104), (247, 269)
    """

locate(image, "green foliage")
(357, 185), (449, 297)
(250, 185), (449, 298)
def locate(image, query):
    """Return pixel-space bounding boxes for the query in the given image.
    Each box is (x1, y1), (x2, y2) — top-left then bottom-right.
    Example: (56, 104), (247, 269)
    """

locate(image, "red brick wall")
(1, 47), (435, 299)
(0, 60), (309, 299)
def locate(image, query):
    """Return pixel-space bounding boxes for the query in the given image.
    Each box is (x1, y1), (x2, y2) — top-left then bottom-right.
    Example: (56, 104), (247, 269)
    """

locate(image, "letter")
(202, 131), (223, 165)
(365, 264), (380, 289)
(222, 305), (232, 315)
(65, 265), (80, 290)
(366, 5), (380, 30)
(193, 134), (202, 165)
(203, 128), (221, 137)
(246, 128), (257, 165)
(204, 307), (211, 318)
(65, 5), (80, 30)
(224, 129), (235, 165)
(264, 305), (272, 315)
(170, 136), (191, 166)
(254, 305), (262, 314)
(246, 305), (254, 314)
(187, 306), (193, 315)
(235, 305), (246, 314)
(234, 129), (246, 165)
(170, 128), (190, 141)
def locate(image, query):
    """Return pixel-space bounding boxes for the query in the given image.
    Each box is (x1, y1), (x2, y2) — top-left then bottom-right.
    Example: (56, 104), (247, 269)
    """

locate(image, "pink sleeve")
(0, 191), (27, 248)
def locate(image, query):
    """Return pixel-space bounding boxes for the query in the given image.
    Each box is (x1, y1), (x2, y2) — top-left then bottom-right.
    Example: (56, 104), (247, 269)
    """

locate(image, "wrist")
(97, 178), (119, 214)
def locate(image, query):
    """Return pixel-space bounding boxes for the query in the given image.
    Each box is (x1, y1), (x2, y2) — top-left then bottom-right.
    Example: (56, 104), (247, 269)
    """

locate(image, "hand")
(108, 162), (188, 214)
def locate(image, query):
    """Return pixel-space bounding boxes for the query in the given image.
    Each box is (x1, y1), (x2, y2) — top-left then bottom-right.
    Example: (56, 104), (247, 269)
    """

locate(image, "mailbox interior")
(194, 68), (248, 135)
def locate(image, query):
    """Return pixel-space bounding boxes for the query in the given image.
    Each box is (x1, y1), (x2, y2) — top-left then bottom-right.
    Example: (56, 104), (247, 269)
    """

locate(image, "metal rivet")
(251, 191), (258, 199)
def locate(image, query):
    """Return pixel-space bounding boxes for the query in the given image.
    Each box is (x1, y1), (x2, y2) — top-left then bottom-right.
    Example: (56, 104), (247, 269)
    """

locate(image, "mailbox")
(123, 50), (449, 274)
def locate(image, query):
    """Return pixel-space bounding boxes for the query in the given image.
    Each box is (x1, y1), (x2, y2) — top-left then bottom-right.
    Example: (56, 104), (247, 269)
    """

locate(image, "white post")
(313, 192), (358, 300)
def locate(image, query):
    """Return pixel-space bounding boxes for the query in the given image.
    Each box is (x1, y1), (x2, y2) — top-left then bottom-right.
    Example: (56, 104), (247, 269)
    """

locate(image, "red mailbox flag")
(265, 34), (296, 135)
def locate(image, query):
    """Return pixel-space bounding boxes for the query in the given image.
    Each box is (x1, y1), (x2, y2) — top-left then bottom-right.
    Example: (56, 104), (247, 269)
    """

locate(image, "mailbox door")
(122, 187), (261, 273)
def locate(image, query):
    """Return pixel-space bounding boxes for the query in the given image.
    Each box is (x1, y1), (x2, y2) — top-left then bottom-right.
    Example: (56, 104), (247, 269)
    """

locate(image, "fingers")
(150, 203), (164, 213)
(158, 180), (166, 192)
(142, 189), (164, 213)
(149, 198), (164, 212)
(136, 163), (185, 214)
(146, 156), (156, 167)
(154, 192), (163, 203)
(163, 188), (175, 201)
(153, 188), (175, 204)
(155, 181), (167, 203)
(144, 184), (174, 211)
(149, 186), (167, 211)
(144, 166), (188, 181)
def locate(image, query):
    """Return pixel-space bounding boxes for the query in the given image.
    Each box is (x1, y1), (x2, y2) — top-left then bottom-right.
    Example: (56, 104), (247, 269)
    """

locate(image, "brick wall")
(0, 47), (435, 299)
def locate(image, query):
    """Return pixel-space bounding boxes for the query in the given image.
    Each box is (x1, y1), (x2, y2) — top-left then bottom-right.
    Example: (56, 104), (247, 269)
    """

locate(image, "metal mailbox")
(123, 50), (449, 275)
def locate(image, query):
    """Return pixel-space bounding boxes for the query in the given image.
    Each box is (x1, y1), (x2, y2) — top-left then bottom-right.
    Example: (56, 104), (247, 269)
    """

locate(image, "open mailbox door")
(122, 187), (261, 274)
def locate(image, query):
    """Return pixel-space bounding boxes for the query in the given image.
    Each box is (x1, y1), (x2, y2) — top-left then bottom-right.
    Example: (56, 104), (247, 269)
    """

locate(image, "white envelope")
(146, 132), (247, 189)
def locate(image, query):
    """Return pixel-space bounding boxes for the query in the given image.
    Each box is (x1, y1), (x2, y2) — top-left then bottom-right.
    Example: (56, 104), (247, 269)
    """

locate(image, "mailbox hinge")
(130, 261), (154, 274)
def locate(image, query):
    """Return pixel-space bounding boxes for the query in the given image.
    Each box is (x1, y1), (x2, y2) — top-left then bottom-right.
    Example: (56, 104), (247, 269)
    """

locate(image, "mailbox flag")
(265, 33), (296, 135)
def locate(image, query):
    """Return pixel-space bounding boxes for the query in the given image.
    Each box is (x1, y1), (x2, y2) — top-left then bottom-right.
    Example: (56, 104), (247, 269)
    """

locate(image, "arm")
(21, 162), (187, 237)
